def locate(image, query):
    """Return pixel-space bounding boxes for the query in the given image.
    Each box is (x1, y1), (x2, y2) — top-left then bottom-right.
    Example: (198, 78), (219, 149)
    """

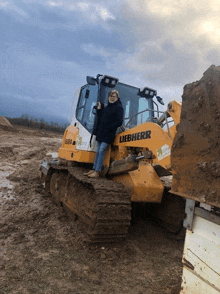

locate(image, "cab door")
(76, 84), (98, 133)
(75, 84), (99, 151)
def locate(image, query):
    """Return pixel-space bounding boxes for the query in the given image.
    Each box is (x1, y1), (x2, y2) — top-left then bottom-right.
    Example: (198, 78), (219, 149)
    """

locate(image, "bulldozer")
(39, 65), (220, 291)
(40, 73), (183, 243)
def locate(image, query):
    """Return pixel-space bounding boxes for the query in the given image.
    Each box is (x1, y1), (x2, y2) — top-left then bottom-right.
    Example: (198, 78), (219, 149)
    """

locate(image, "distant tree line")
(7, 114), (68, 133)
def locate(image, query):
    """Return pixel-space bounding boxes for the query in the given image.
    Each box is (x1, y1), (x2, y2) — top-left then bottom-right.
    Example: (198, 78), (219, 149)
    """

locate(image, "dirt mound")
(0, 116), (13, 128)
(171, 65), (220, 208)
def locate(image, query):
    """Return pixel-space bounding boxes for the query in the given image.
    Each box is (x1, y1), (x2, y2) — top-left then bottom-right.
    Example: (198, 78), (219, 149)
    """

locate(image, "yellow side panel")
(58, 125), (95, 163)
(113, 122), (173, 170)
(58, 125), (111, 167)
(113, 163), (164, 203)
(58, 145), (111, 167)
(58, 148), (96, 163)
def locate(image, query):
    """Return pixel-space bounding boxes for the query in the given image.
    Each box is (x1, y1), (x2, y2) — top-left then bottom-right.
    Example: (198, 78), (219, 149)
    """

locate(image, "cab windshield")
(101, 82), (154, 129)
(75, 81), (155, 134)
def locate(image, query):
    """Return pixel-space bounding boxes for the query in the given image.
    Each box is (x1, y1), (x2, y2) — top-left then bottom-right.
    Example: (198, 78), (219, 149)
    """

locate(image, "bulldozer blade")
(171, 65), (220, 209)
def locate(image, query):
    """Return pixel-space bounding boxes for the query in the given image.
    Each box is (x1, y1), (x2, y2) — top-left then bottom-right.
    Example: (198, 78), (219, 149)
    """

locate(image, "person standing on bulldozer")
(84, 90), (124, 178)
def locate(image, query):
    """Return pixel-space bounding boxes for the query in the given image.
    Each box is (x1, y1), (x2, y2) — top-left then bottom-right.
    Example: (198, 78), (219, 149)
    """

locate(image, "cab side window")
(76, 84), (98, 133)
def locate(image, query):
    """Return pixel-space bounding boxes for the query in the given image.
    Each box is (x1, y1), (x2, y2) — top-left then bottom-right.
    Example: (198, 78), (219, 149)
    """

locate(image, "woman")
(84, 90), (124, 178)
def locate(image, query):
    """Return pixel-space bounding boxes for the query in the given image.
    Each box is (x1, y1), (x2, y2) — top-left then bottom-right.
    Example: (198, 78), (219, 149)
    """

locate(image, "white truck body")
(181, 205), (220, 293)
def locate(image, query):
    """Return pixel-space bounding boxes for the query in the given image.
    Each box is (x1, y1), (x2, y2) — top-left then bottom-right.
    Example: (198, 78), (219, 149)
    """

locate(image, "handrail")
(153, 101), (159, 117)
(125, 108), (172, 138)
(124, 108), (153, 127)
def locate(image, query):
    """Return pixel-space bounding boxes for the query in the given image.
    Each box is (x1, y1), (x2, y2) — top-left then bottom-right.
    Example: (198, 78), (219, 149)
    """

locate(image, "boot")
(83, 170), (94, 176)
(88, 171), (100, 178)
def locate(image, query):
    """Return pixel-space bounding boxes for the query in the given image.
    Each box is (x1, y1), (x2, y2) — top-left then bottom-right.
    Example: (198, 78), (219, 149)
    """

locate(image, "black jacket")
(95, 99), (123, 144)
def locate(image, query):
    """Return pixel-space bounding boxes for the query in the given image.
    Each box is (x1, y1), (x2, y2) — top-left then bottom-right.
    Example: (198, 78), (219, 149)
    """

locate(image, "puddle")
(0, 170), (15, 204)
(46, 152), (58, 158)
(0, 172), (13, 189)
(41, 137), (62, 142)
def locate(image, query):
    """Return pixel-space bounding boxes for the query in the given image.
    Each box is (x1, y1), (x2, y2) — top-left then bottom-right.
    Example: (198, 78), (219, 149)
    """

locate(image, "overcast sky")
(1, 0), (220, 123)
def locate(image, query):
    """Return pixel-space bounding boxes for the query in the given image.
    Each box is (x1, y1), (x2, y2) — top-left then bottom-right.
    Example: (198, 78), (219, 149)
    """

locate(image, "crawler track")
(45, 165), (131, 243)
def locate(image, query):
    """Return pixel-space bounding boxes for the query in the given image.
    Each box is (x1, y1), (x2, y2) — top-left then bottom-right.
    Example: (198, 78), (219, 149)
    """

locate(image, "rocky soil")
(0, 125), (184, 294)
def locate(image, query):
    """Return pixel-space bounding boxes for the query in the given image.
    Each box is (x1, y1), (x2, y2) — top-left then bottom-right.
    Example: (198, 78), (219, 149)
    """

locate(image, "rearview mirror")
(86, 76), (96, 85)
(156, 96), (164, 105)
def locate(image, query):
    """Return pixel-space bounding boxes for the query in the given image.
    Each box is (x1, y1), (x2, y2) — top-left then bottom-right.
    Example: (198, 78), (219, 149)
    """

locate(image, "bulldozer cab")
(75, 74), (157, 134)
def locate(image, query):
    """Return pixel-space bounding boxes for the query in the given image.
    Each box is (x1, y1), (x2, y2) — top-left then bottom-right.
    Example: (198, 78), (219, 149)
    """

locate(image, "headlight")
(145, 89), (149, 95)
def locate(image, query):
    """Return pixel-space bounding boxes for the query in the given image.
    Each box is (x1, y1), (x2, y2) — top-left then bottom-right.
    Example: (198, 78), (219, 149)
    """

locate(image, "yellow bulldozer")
(40, 65), (220, 291)
(40, 72), (183, 243)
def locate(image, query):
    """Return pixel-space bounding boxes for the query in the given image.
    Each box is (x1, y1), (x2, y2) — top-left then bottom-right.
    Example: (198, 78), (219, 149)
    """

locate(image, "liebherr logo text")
(65, 139), (76, 145)
(65, 139), (72, 144)
(119, 130), (151, 143)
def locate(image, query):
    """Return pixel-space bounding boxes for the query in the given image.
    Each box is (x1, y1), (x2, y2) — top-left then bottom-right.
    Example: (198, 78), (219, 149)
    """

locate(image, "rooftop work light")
(101, 75), (119, 87)
(138, 87), (157, 98)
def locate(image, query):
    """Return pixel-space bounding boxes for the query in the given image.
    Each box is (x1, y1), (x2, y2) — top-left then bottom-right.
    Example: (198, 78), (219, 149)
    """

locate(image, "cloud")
(2, 0), (220, 122)
(1, 0), (116, 34)
(81, 43), (114, 58)
(0, 1), (9, 8)
(141, 0), (220, 46)
(0, 1), (28, 22)
(2, 42), (84, 93)
(105, 0), (220, 86)
(81, 38), (198, 87)
(1, 41), (89, 121)
(47, 0), (116, 22)
(205, 49), (220, 64)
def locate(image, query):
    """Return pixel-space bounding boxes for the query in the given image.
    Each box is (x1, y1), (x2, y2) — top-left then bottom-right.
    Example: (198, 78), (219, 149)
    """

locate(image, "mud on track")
(0, 125), (184, 294)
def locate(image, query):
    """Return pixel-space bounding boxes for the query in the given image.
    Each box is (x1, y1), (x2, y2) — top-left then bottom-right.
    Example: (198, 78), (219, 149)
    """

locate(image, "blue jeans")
(93, 142), (109, 172)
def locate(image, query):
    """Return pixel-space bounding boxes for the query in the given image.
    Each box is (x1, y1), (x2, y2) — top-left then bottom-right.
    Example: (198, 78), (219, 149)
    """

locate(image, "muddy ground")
(0, 125), (184, 294)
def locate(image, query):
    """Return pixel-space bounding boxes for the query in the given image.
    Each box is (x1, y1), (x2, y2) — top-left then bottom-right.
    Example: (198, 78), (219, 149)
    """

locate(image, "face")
(108, 93), (118, 103)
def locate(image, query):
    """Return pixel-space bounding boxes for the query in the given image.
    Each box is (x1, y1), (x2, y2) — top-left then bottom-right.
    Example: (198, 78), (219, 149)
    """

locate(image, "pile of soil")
(171, 65), (220, 208)
(0, 117), (13, 129)
(0, 125), (184, 294)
